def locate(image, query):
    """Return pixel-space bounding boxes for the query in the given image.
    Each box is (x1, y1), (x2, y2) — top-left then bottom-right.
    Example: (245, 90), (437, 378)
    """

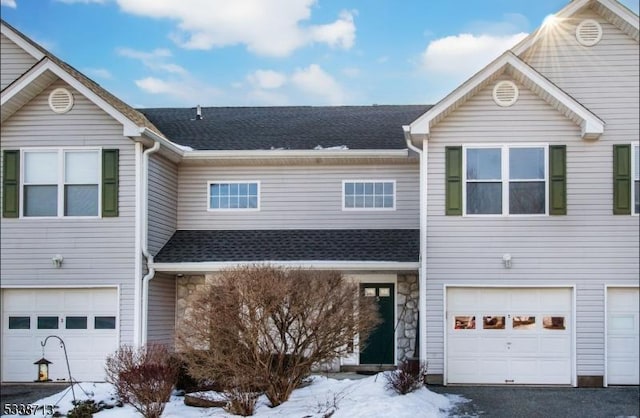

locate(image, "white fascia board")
(181, 148), (409, 160)
(140, 128), (186, 157)
(601, 0), (640, 31)
(152, 260), (419, 272)
(0, 23), (46, 60)
(1, 59), (141, 137)
(408, 52), (604, 139)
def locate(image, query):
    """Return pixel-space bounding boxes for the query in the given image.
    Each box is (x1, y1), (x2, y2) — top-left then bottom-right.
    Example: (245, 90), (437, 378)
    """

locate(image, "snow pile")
(313, 145), (349, 150)
(7, 374), (460, 418)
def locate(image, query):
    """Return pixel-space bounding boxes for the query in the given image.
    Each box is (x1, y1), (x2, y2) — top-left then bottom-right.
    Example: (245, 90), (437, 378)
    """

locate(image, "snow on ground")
(5, 374), (463, 418)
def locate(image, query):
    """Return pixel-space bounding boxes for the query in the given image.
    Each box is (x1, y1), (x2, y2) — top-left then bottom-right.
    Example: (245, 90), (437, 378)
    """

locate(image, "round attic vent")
(48, 88), (74, 114)
(492, 80), (519, 107)
(576, 19), (602, 46)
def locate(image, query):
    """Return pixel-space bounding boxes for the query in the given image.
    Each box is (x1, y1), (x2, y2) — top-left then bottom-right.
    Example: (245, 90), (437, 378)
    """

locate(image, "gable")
(0, 33), (38, 90)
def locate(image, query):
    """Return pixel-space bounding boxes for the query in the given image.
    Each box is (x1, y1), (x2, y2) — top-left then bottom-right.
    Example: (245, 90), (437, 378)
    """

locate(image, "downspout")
(133, 142), (143, 346)
(404, 127), (428, 366)
(141, 140), (161, 345)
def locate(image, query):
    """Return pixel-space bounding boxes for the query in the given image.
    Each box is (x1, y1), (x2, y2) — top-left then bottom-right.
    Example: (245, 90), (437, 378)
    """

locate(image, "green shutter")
(102, 149), (119, 217)
(549, 145), (567, 215)
(613, 144), (631, 215)
(2, 150), (20, 218)
(445, 146), (463, 215)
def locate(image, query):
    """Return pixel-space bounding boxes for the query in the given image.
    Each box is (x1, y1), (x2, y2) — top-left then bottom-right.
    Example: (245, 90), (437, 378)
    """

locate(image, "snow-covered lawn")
(7, 374), (464, 417)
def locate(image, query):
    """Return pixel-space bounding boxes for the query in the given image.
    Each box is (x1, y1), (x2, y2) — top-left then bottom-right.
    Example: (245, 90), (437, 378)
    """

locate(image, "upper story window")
(343, 180), (395, 210)
(634, 144), (639, 215)
(208, 181), (259, 210)
(22, 149), (100, 217)
(464, 145), (547, 215)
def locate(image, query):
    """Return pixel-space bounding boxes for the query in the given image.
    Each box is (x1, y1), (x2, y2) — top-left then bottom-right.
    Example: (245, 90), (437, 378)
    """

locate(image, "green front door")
(359, 283), (395, 365)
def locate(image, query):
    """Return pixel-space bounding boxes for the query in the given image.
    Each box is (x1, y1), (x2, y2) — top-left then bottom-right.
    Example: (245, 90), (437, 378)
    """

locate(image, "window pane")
(467, 182), (502, 214)
(510, 148), (545, 180)
(248, 196), (258, 208)
(364, 195), (373, 208)
(65, 185), (98, 216)
(229, 196), (239, 208)
(220, 184), (229, 195)
(634, 146), (639, 180)
(364, 183), (373, 194)
(345, 196), (354, 208)
(383, 195), (394, 208)
(65, 316), (87, 329)
(239, 196), (248, 208)
(24, 185), (58, 217)
(374, 195), (384, 207)
(65, 151), (99, 184)
(24, 151), (57, 183)
(345, 182), (354, 195)
(483, 316), (505, 329)
(37, 316), (59, 329)
(355, 195), (364, 207)
(249, 183), (258, 195)
(210, 184), (220, 197)
(210, 196), (219, 209)
(513, 316), (536, 330)
(239, 183), (248, 195)
(8, 316), (30, 329)
(543, 316), (565, 330)
(229, 183), (238, 196)
(383, 182), (393, 194)
(374, 183), (383, 194)
(467, 148), (501, 180)
(509, 182), (545, 214)
(219, 196), (229, 208)
(454, 316), (476, 330)
(95, 316), (116, 329)
(355, 183), (364, 194)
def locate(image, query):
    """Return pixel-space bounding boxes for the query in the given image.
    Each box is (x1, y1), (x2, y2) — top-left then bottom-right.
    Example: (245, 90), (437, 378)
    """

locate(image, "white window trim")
(462, 144), (549, 217)
(206, 180), (261, 212)
(20, 147), (102, 219)
(632, 143), (639, 216)
(341, 179), (396, 211)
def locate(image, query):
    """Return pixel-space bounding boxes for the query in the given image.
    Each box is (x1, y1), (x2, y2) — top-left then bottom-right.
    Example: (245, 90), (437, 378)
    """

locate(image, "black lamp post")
(34, 357), (52, 382)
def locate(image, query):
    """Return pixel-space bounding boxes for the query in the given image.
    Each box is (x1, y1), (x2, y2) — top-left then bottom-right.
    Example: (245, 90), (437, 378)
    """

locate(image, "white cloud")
(115, 0), (356, 57)
(342, 67), (360, 78)
(135, 76), (222, 105)
(291, 64), (346, 105)
(421, 32), (527, 79)
(247, 70), (287, 90)
(1, 0), (16, 8)
(117, 47), (187, 74)
(84, 67), (113, 79)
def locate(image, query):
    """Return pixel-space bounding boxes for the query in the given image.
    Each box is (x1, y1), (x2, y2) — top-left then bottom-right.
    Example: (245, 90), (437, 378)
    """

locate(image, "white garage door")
(447, 287), (572, 385)
(607, 287), (639, 385)
(2, 288), (118, 382)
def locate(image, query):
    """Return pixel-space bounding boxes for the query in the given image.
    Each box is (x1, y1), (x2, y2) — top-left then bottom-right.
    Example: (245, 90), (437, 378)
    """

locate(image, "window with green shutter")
(549, 145), (566, 215)
(613, 144), (631, 215)
(445, 146), (463, 215)
(2, 150), (20, 218)
(102, 149), (119, 217)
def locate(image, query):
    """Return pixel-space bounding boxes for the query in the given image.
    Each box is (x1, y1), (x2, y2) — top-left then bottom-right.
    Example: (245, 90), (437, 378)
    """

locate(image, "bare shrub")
(384, 359), (427, 395)
(177, 266), (380, 408)
(105, 344), (179, 418)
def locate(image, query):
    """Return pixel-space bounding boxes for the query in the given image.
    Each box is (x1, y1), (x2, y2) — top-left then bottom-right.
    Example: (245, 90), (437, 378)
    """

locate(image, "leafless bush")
(384, 360), (427, 395)
(177, 266), (380, 408)
(105, 344), (179, 418)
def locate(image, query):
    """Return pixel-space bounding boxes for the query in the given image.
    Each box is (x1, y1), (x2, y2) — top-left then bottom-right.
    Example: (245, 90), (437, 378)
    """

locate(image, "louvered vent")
(48, 88), (74, 113)
(576, 19), (602, 46)
(492, 81), (519, 107)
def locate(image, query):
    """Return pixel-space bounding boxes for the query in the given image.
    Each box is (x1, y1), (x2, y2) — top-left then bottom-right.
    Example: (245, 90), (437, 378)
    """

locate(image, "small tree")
(177, 266), (380, 408)
(105, 344), (178, 418)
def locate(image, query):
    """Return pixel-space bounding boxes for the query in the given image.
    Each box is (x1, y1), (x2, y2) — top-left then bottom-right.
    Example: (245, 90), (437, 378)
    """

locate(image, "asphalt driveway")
(430, 385), (640, 418)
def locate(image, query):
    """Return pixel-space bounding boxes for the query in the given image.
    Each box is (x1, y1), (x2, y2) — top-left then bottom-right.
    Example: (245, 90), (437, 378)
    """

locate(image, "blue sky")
(1, 0), (638, 108)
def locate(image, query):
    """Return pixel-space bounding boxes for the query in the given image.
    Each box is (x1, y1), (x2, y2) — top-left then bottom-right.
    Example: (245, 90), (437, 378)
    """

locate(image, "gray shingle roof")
(154, 229), (419, 263)
(138, 105), (431, 151)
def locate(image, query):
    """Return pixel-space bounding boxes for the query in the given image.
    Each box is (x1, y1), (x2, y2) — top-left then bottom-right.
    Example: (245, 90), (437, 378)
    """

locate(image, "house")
(1, 0), (638, 387)
(404, 0), (639, 386)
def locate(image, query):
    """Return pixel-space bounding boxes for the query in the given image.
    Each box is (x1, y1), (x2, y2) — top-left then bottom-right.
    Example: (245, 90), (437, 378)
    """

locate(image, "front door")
(359, 283), (395, 365)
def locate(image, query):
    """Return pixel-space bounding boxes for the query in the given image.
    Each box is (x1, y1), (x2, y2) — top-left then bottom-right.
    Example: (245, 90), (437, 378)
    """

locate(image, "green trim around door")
(359, 283), (395, 365)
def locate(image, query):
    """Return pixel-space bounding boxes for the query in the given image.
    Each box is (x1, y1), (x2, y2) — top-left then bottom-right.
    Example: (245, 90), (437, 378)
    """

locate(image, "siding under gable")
(425, 75), (639, 377)
(148, 154), (178, 256)
(0, 80), (138, 346)
(0, 33), (38, 90)
(177, 163), (419, 230)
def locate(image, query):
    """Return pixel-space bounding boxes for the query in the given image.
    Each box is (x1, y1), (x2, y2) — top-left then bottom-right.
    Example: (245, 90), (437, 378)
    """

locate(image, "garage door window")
(8, 316), (30, 329)
(483, 316), (505, 329)
(454, 316), (476, 329)
(513, 316), (536, 330)
(95, 316), (116, 329)
(65, 316), (87, 329)
(543, 316), (565, 330)
(37, 316), (58, 329)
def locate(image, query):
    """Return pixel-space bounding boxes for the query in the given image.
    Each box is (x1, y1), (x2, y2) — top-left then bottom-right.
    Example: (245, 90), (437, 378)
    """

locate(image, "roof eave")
(152, 260), (419, 272)
(180, 148), (409, 160)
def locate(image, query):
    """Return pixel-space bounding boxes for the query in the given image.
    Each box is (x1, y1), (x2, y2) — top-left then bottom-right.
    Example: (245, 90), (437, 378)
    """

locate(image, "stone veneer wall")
(396, 274), (419, 362)
(176, 273), (420, 366)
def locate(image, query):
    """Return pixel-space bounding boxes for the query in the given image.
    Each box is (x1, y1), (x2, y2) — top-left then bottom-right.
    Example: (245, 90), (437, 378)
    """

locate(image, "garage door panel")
(607, 288), (639, 385)
(447, 287), (572, 385)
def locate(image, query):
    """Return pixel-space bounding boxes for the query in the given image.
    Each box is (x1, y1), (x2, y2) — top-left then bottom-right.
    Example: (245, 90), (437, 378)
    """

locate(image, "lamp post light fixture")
(502, 253), (513, 269)
(34, 357), (52, 382)
(51, 254), (64, 268)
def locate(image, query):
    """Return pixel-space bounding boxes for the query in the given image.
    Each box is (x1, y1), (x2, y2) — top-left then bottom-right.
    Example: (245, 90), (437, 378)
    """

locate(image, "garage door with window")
(607, 287), (639, 385)
(447, 287), (572, 385)
(2, 288), (118, 382)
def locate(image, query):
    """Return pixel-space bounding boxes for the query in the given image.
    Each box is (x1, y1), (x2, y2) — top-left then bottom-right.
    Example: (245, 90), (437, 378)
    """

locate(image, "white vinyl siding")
(146, 273), (176, 349)
(0, 80), (137, 347)
(0, 33), (38, 90)
(178, 164), (418, 230)
(148, 154), (178, 256)
(425, 70), (639, 379)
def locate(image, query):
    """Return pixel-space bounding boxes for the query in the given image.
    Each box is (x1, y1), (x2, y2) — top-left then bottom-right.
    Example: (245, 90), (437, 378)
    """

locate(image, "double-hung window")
(343, 180), (395, 210)
(22, 149), (100, 217)
(464, 145), (547, 215)
(208, 181), (259, 210)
